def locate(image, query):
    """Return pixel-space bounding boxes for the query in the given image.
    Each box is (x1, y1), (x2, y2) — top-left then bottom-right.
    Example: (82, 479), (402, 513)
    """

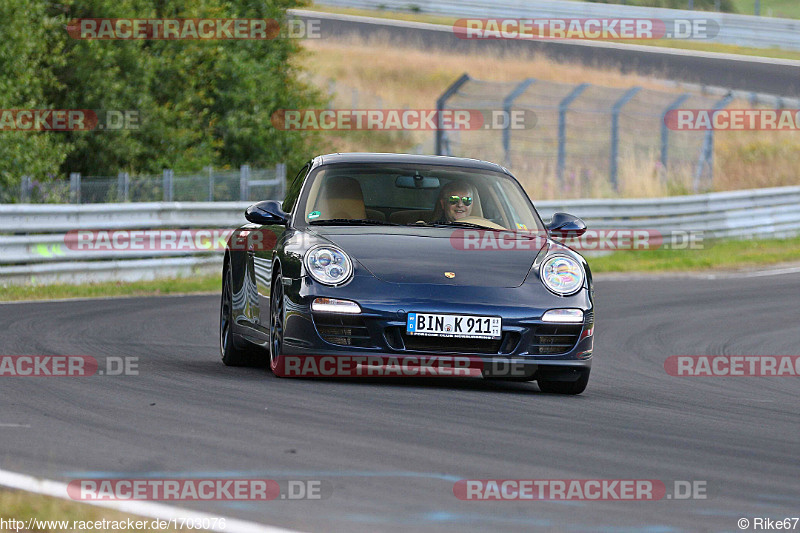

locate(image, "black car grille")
(312, 313), (374, 348)
(389, 328), (520, 355)
(530, 324), (583, 355)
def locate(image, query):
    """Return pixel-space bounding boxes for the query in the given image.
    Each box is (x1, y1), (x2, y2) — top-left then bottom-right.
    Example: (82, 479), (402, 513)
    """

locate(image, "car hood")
(309, 227), (546, 287)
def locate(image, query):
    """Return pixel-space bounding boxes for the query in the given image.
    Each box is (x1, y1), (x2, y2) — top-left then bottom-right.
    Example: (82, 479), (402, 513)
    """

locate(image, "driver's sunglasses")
(448, 195), (473, 206)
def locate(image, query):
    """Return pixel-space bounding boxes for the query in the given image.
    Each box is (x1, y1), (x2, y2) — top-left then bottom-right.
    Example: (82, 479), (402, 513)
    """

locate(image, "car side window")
(282, 163), (310, 213)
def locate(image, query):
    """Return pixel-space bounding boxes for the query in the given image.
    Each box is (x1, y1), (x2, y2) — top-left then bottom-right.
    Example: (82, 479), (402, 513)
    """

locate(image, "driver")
(431, 180), (476, 223)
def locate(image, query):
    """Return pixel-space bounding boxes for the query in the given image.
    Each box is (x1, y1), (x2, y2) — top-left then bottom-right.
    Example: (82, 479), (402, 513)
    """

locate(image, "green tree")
(0, 0), (323, 199)
(0, 0), (70, 200)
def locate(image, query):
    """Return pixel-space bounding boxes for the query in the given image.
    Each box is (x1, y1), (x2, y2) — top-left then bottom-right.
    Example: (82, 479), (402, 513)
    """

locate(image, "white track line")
(0, 468), (304, 533)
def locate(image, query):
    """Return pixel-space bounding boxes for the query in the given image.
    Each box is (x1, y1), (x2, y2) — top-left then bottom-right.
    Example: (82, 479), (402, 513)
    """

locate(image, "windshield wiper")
(309, 218), (401, 226)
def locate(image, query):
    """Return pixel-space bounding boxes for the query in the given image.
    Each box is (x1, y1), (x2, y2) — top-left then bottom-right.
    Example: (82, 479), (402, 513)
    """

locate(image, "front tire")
(269, 271), (286, 376)
(220, 264), (256, 366)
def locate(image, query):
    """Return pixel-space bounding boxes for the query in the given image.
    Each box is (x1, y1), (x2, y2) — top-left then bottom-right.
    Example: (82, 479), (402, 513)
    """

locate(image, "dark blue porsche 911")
(220, 153), (594, 394)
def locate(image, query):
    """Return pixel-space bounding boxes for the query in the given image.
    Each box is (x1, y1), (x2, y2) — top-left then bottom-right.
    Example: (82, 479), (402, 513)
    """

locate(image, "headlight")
(540, 254), (584, 296)
(304, 245), (353, 286)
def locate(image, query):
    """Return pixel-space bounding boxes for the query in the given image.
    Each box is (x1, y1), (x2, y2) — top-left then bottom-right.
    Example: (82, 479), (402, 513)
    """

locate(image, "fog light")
(541, 309), (584, 323)
(311, 298), (361, 314)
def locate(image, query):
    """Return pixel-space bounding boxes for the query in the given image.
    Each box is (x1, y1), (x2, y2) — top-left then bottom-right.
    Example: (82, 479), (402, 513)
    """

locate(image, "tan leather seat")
(315, 176), (367, 220)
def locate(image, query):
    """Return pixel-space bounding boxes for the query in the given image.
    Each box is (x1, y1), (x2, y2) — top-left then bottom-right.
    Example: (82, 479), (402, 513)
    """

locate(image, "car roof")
(313, 153), (510, 174)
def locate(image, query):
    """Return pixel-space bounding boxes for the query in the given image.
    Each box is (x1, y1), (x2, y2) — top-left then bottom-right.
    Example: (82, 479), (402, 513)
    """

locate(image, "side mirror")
(546, 212), (587, 237)
(245, 200), (288, 225)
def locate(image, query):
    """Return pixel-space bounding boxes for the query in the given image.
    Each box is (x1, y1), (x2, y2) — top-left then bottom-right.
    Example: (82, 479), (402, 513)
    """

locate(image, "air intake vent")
(531, 324), (582, 355)
(313, 313), (373, 347)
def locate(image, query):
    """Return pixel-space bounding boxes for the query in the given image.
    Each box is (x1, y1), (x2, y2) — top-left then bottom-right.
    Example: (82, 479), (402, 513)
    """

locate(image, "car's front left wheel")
(269, 271), (286, 376)
(220, 264), (257, 366)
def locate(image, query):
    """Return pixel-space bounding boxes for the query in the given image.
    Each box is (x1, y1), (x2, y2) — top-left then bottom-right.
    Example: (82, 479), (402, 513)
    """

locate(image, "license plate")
(406, 312), (501, 340)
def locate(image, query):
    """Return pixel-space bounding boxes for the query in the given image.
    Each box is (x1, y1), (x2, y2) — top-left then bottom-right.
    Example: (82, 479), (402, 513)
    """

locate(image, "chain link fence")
(436, 75), (742, 199)
(10, 164), (286, 204)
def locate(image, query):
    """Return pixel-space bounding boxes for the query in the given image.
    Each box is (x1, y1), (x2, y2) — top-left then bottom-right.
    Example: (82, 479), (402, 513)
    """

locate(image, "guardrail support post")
(661, 93), (690, 177)
(276, 163), (287, 199)
(694, 93), (733, 192)
(558, 83), (590, 187)
(435, 73), (471, 156)
(610, 87), (642, 191)
(162, 169), (173, 202)
(502, 78), (536, 167)
(69, 173), (81, 204)
(240, 164), (250, 201)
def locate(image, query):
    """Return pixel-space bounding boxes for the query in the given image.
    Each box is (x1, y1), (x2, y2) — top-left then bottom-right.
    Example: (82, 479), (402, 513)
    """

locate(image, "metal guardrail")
(0, 202), (252, 285)
(315, 0), (800, 51)
(1, 186), (799, 284)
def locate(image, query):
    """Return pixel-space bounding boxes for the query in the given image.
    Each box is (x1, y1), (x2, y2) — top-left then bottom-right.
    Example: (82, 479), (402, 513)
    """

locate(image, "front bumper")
(280, 273), (594, 372)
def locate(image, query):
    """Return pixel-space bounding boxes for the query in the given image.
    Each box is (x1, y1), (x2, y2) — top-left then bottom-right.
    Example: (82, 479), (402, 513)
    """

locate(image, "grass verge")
(588, 234), (800, 272)
(0, 275), (220, 302)
(0, 489), (188, 532)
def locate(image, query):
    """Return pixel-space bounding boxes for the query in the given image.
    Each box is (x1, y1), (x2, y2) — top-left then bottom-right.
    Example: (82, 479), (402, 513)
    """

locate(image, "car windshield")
(295, 163), (544, 232)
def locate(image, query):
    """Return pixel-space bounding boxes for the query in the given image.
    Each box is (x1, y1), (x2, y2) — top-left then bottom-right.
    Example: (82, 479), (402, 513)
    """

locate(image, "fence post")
(327, 79), (335, 109)
(502, 78), (536, 167)
(118, 172), (129, 202)
(435, 73), (471, 156)
(240, 164), (250, 201)
(276, 163), (287, 200)
(609, 87), (641, 191)
(20, 176), (31, 203)
(557, 83), (590, 186)
(162, 169), (173, 202)
(69, 173), (81, 204)
(207, 166), (214, 202)
(694, 93), (733, 192)
(661, 93), (690, 174)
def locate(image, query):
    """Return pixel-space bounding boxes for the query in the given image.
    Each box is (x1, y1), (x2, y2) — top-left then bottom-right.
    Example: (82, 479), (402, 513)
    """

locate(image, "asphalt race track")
(1, 271), (799, 532)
